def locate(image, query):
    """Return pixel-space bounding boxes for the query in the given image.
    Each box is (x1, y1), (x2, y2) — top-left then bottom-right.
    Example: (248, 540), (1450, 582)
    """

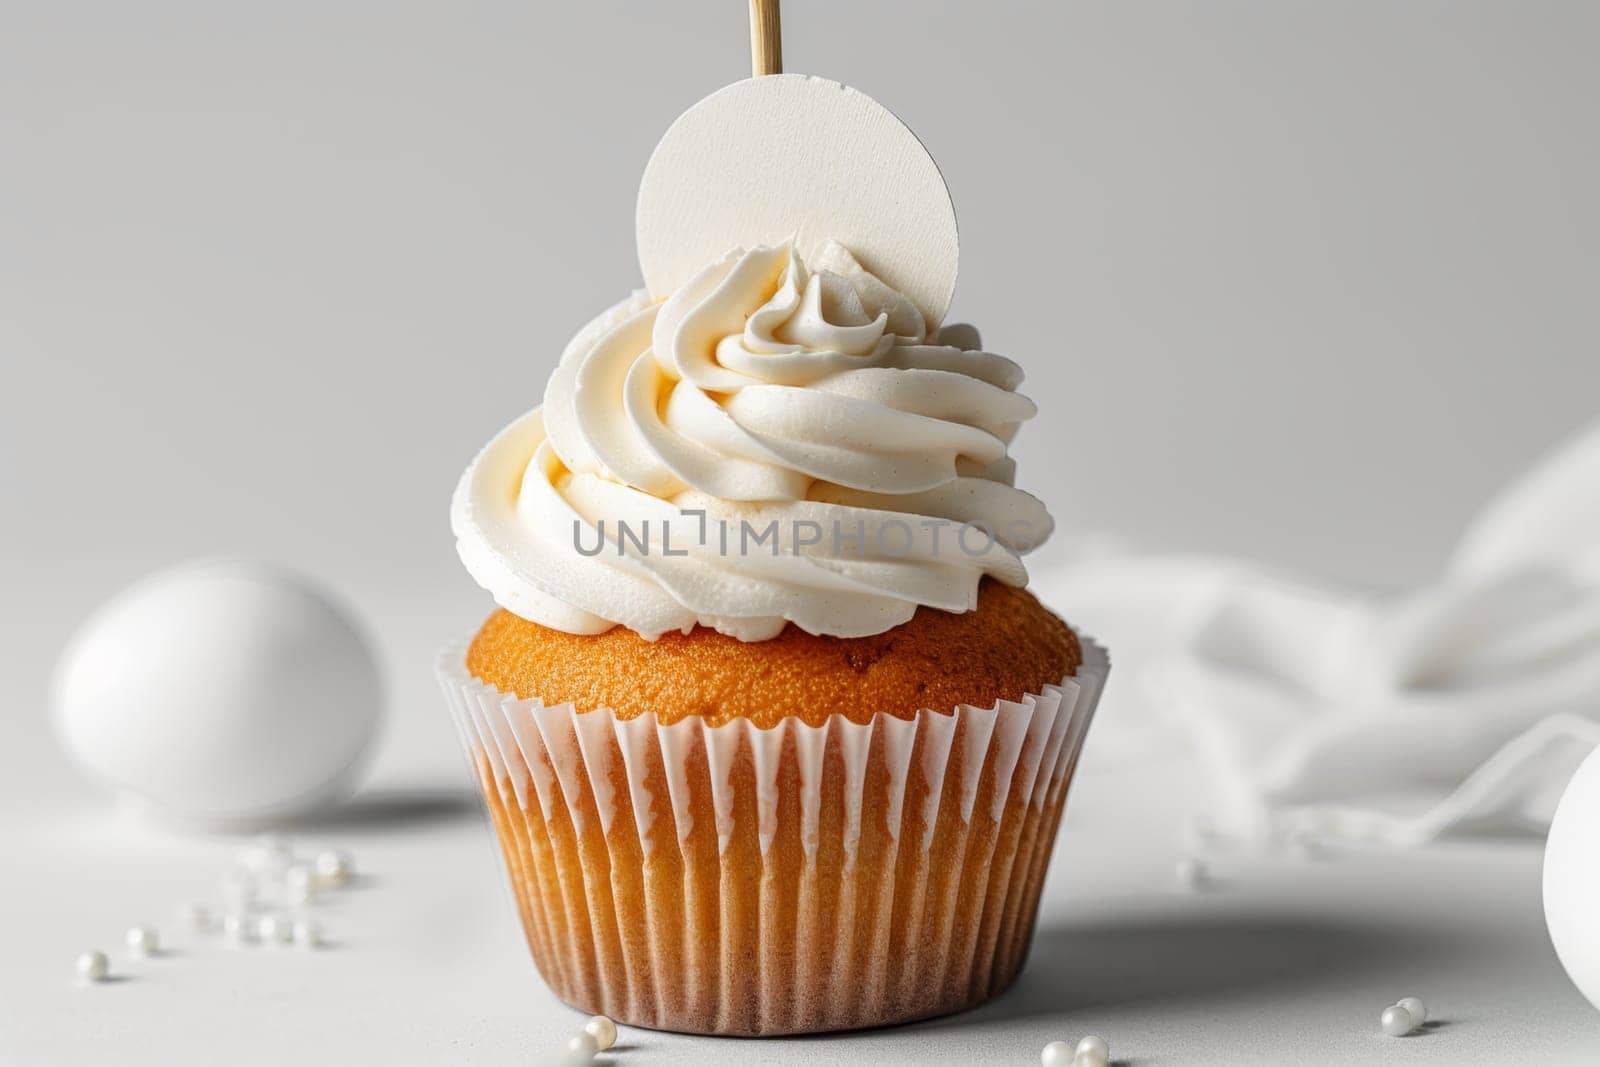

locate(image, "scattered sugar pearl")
(1176, 856), (1209, 891)
(314, 850), (352, 888)
(1041, 1041), (1075, 1066)
(177, 901), (211, 932)
(222, 912), (255, 945)
(1380, 1003), (1416, 1037)
(125, 926), (158, 956)
(584, 1015), (617, 1051)
(257, 913), (293, 944)
(76, 950), (108, 983)
(556, 1030), (598, 1066)
(1397, 996), (1427, 1025)
(292, 919), (323, 949)
(285, 864), (317, 906)
(241, 834), (293, 873)
(1076, 1034), (1110, 1067)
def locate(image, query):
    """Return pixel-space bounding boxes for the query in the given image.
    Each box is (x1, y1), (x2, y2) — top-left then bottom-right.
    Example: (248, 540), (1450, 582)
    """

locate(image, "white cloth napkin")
(1037, 418), (1600, 847)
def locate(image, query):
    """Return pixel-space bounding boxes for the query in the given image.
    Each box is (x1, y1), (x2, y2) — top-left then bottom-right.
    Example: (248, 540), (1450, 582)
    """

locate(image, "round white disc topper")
(636, 73), (959, 329)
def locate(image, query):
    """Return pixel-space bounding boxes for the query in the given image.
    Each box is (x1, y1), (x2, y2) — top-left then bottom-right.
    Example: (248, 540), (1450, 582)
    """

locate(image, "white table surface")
(4, 606), (1600, 1067)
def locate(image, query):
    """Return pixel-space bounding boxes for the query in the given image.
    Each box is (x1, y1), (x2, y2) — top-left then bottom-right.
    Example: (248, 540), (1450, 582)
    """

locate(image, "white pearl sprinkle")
(177, 902), (211, 932)
(284, 864), (317, 906)
(76, 950), (109, 983)
(556, 1030), (598, 1066)
(257, 913), (292, 944)
(1176, 856), (1209, 891)
(314, 850), (352, 887)
(584, 1015), (617, 1051)
(1076, 1034), (1111, 1067)
(1380, 1003), (1415, 1037)
(222, 911), (256, 945)
(1396, 996), (1427, 1025)
(125, 926), (158, 956)
(1041, 1041), (1075, 1067)
(241, 834), (294, 873)
(292, 919), (323, 949)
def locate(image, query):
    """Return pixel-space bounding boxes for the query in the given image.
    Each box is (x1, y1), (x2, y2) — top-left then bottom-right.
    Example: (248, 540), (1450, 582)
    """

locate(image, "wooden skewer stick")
(749, 0), (782, 76)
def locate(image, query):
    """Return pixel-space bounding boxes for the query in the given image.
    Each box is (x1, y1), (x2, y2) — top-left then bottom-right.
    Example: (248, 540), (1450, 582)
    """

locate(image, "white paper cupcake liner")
(437, 631), (1107, 1036)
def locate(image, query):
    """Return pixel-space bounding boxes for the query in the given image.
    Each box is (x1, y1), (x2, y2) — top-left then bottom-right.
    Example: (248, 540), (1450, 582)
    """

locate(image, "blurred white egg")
(51, 561), (382, 827)
(1545, 743), (1600, 1014)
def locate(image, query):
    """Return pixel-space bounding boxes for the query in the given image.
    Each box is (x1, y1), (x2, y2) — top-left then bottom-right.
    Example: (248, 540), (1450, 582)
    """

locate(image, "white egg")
(51, 561), (382, 827)
(1545, 744), (1600, 1014)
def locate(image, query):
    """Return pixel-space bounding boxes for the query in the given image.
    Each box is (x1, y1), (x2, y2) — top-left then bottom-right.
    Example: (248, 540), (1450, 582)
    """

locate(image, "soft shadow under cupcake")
(919, 912), (1474, 1024)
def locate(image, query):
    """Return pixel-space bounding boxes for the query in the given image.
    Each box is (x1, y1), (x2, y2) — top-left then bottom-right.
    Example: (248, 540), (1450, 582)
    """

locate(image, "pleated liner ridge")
(437, 635), (1108, 1036)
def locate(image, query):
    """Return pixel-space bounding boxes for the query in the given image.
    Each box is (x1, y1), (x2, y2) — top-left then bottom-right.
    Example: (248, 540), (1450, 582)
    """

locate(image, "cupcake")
(440, 76), (1107, 1036)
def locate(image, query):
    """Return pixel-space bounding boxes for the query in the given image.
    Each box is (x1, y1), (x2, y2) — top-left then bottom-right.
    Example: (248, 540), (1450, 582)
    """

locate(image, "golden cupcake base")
(439, 637), (1106, 1036)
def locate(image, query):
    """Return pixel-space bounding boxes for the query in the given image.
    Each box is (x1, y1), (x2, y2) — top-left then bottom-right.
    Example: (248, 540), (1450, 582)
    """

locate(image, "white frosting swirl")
(452, 241), (1052, 641)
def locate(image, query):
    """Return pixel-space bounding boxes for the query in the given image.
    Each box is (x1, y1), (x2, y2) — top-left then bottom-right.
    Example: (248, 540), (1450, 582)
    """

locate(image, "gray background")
(7, 0), (1600, 635)
(2, 3), (1599, 1063)
(7, 0), (1599, 784)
